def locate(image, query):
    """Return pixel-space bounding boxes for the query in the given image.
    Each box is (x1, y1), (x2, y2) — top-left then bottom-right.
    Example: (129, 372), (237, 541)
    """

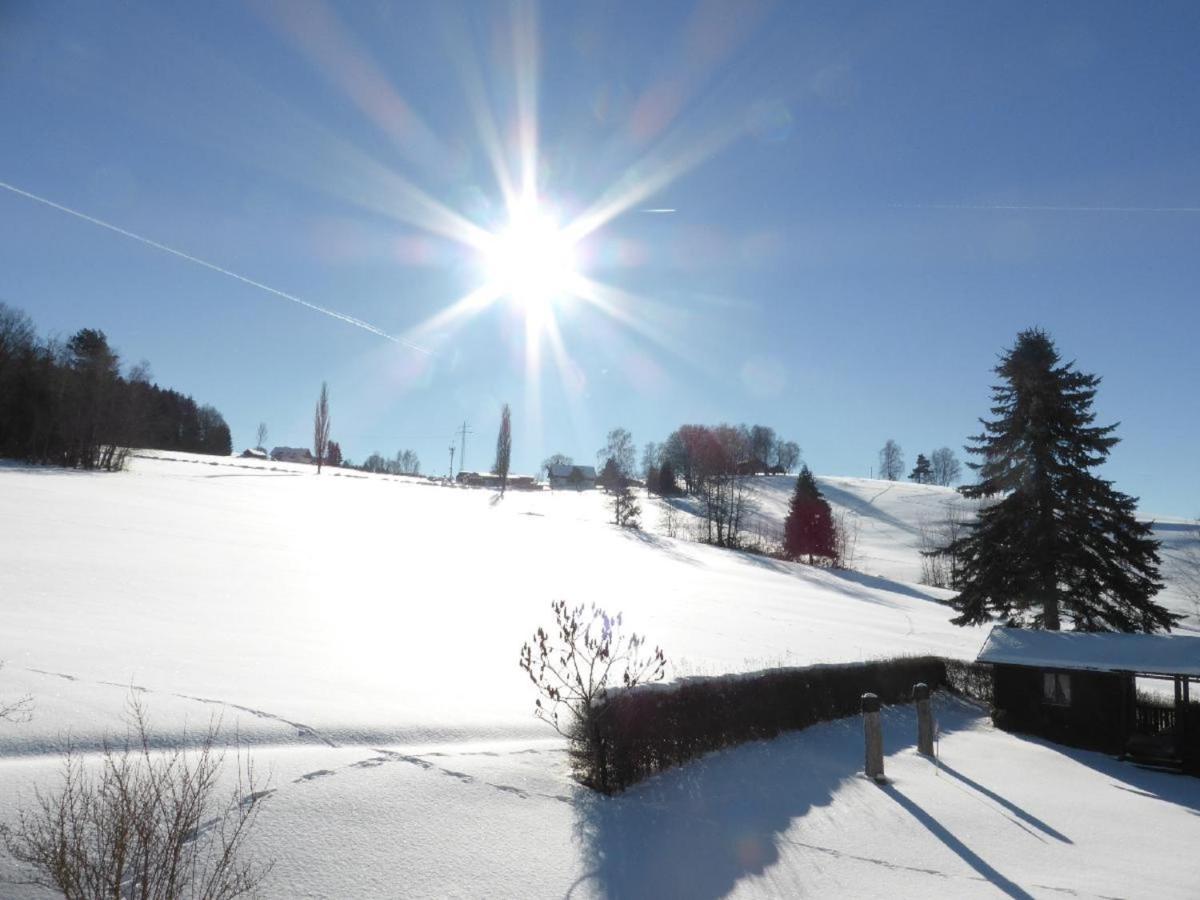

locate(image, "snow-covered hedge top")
(977, 626), (1200, 677)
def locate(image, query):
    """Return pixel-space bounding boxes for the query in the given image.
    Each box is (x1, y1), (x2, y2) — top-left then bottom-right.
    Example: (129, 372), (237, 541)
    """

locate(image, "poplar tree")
(493, 403), (512, 496)
(948, 329), (1172, 632)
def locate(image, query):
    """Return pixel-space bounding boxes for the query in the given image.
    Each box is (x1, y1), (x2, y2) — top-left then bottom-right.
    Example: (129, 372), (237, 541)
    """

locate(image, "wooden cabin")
(976, 627), (1200, 773)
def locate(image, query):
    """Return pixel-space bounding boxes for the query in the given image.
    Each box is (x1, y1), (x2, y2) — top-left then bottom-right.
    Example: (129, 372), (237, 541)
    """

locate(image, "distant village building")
(547, 464), (597, 490)
(455, 471), (540, 491)
(239, 448), (269, 460)
(977, 627), (1199, 773)
(270, 446), (314, 464)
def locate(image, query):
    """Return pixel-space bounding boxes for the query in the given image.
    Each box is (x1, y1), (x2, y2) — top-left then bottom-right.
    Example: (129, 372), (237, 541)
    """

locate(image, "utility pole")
(457, 420), (474, 477)
(448, 445), (455, 481)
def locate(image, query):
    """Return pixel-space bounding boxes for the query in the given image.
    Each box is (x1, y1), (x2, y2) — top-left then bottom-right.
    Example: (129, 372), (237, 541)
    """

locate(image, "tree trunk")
(1043, 588), (1061, 630)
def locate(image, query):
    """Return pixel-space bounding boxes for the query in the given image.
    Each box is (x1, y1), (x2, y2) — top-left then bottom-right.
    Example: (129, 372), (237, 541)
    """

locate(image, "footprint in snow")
(241, 789), (276, 806)
(293, 769), (336, 783)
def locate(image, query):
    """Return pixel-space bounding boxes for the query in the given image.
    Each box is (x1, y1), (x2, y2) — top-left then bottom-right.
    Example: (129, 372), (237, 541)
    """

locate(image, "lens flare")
(483, 199), (577, 310)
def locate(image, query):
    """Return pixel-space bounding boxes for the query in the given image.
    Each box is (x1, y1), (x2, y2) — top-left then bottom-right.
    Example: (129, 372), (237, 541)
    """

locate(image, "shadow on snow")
(571, 696), (1032, 900)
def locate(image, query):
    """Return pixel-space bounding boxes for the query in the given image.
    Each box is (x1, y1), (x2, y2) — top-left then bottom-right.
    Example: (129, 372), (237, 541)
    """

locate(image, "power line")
(458, 420), (475, 477)
(0, 179), (430, 354)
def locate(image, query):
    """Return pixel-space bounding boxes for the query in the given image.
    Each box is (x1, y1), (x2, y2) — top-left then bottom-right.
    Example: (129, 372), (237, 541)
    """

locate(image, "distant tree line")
(629, 423), (800, 549)
(875, 439), (962, 486)
(360, 448), (420, 475)
(0, 303), (231, 470)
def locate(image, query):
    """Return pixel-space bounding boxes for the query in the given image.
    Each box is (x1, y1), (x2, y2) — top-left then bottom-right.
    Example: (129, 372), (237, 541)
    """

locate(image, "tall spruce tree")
(948, 329), (1172, 632)
(783, 465), (836, 563)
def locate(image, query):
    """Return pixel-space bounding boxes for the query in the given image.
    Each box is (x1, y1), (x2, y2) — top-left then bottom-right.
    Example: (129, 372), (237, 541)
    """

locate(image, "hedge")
(575, 656), (991, 794)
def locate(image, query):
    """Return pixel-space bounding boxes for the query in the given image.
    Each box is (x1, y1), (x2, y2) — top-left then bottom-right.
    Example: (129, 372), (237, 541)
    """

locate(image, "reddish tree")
(783, 466), (837, 563)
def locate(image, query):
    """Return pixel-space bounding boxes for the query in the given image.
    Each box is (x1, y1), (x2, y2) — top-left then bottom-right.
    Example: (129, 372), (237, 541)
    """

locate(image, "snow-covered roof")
(977, 626), (1200, 677)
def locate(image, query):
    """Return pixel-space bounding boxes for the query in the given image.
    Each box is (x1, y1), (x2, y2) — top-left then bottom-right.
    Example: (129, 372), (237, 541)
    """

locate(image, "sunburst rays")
(258, 0), (760, 423)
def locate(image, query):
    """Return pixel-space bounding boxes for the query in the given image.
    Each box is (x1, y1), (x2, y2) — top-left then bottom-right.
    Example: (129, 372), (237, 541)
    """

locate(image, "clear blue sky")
(1, 1), (1197, 516)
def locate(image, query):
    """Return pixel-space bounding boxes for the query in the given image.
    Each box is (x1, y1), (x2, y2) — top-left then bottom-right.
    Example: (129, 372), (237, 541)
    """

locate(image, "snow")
(978, 626), (1200, 677)
(2, 453), (1199, 898)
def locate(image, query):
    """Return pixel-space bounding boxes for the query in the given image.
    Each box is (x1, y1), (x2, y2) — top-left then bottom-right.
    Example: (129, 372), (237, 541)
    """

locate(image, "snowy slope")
(0, 454), (983, 753)
(649, 472), (1198, 629)
(2, 454), (1198, 898)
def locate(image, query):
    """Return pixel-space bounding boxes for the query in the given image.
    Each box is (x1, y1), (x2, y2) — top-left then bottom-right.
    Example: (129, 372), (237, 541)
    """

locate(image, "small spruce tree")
(657, 461), (677, 496)
(948, 329), (1172, 632)
(612, 480), (641, 528)
(783, 466), (836, 563)
(909, 453), (933, 484)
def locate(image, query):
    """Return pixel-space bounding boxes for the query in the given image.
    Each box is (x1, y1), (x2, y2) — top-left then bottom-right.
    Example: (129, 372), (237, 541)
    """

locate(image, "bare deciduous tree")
(640, 442), (658, 480)
(313, 382), (330, 474)
(833, 509), (861, 570)
(1, 697), (272, 899)
(930, 446), (962, 486)
(659, 502), (681, 538)
(255, 422), (268, 451)
(773, 439), (801, 473)
(597, 427), (636, 480)
(747, 425), (775, 471)
(918, 500), (972, 588)
(878, 439), (903, 481)
(542, 453), (572, 478)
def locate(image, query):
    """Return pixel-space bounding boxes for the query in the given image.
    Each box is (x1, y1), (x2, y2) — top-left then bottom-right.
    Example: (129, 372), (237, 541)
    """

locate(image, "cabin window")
(1042, 672), (1072, 706)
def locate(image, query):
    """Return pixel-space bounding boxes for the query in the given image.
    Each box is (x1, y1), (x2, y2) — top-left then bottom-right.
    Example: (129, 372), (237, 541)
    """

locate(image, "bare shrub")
(659, 502), (681, 538)
(833, 509), (861, 570)
(745, 515), (783, 558)
(1, 697), (272, 899)
(919, 500), (972, 588)
(519, 601), (666, 791)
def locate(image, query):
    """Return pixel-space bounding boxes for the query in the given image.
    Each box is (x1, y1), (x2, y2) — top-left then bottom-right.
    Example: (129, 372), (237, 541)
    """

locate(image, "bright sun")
(483, 200), (577, 309)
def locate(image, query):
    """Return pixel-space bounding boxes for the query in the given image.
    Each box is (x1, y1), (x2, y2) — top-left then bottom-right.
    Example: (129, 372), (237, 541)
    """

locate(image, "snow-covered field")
(2, 453), (1198, 898)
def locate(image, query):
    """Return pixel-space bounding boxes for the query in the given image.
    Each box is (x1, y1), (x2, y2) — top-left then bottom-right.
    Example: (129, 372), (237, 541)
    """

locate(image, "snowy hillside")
(648, 472), (1198, 629)
(2, 454), (1198, 898)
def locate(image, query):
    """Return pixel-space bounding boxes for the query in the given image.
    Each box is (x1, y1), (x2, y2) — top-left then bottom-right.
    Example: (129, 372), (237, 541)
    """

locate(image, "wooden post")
(915, 682), (934, 756)
(862, 693), (884, 780)
(1177, 676), (1186, 751)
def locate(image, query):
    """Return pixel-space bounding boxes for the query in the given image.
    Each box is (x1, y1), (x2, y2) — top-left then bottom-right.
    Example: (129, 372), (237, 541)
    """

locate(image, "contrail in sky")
(640, 208), (677, 214)
(0, 179), (430, 355)
(902, 202), (1200, 214)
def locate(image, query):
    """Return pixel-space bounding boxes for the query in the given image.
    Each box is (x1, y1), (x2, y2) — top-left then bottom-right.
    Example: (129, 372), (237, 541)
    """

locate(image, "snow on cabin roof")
(977, 626), (1200, 677)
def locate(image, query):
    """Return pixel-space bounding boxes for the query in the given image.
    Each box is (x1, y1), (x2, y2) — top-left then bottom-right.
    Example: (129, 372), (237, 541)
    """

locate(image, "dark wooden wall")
(992, 664), (1133, 753)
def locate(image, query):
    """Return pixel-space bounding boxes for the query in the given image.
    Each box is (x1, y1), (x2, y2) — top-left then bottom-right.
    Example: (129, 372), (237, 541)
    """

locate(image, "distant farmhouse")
(239, 448), (268, 460)
(455, 471), (540, 491)
(547, 464), (597, 490)
(978, 627), (1199, 774)
(270, 446), (313, 464)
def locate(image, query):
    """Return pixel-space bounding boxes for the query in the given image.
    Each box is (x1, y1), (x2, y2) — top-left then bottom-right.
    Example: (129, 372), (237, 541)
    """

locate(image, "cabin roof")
(977, 626), (1200, 677)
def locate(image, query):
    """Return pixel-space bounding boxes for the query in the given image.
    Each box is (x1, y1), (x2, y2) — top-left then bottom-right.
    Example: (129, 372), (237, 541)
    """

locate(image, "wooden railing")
(1135, 704), (1176, 735)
